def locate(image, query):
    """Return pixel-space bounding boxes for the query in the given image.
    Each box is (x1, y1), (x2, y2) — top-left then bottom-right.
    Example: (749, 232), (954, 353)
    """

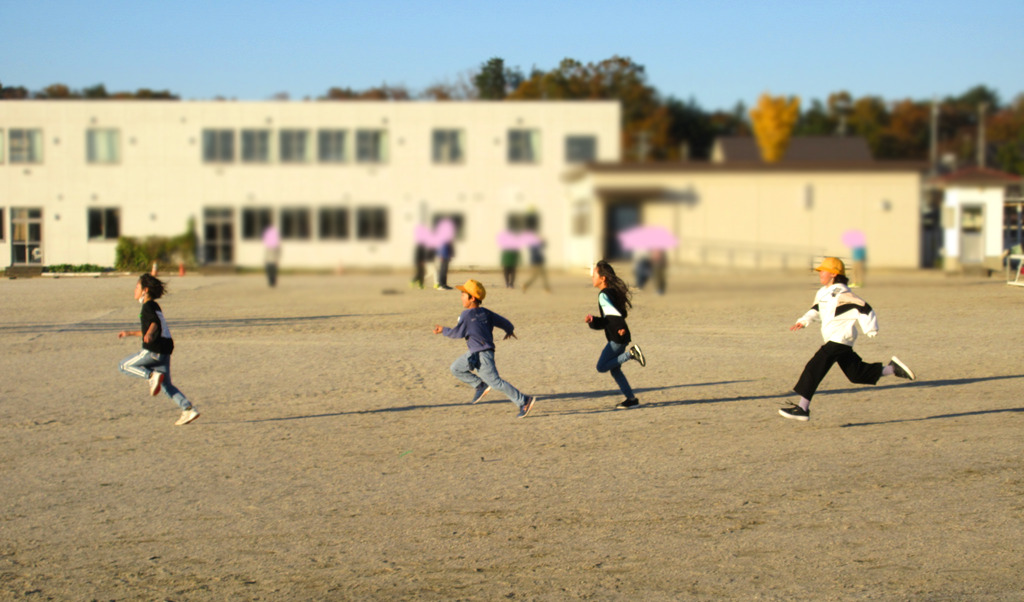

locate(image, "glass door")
(11, 207), (43, 265)
(203, 207), (234, 265)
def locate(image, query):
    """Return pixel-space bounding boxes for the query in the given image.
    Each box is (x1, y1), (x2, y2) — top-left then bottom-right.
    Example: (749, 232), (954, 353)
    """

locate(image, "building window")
(242, 208), (273, 240)
(432, 129), (464, 164)
(202, 129), (234, 163)
(566, 135), (596, 163)
(356, 207), (388, 240)
(507, 212), (539, 233)
(508, 129), (540, 163)
(280, 129), (311, 163)
(0, 130), (5, 163)
(11, 208), (43, 265)
(356, 130), (388, 163)
(0, 209), (5, 240)
(88, 207), (120, 240)
(86, 129), (120, 164)
(319, 207), (350, 240)
(280, 207), (311, 239)
(318, 130), (347, 163)
(10, 129), (43, 163)
(241, 129), (271, 163)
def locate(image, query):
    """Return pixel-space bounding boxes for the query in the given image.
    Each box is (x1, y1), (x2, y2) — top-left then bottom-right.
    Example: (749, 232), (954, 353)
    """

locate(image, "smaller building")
(932, 167), (1022, 272)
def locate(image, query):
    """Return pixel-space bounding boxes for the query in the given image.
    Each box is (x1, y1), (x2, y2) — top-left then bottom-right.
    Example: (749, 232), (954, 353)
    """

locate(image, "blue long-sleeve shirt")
(441, 307), (515, 353)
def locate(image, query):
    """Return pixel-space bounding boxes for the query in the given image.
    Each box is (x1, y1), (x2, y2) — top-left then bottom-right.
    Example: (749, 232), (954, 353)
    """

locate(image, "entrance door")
(11, 207), (43, 265)
(959, 205), (984, 265)
(203, 207), (234, 265)
(605, 203), (639, 260)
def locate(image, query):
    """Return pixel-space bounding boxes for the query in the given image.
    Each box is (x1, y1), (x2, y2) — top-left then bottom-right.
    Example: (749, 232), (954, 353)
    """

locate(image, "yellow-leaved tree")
(749, 93), (801, 162)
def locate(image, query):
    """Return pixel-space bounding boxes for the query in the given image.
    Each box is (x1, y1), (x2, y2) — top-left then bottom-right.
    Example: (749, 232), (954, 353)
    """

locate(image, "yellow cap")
(814, 257), (846, 276)
(455, 279), (486, 302)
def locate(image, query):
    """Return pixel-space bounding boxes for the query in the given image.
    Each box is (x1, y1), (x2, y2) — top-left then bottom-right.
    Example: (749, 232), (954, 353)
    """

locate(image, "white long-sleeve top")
(796, 283), (879, 346)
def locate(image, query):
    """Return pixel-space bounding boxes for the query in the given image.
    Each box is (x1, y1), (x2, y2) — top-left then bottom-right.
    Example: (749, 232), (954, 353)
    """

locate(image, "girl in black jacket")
(584, 261), (646, 408)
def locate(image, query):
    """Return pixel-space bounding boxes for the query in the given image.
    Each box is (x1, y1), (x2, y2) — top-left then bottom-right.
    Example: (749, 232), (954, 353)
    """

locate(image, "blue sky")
(4, 0), (1022, 109)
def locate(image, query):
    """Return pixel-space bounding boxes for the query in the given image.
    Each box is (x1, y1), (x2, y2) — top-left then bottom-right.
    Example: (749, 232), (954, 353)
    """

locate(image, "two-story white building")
(0, 100), (621, 271)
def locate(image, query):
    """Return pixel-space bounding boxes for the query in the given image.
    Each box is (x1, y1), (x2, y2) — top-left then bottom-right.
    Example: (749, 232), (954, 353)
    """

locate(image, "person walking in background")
(117, 274), (200, 426)
(433, 279), (537, 418)
(634, 251), (653, 290)
(779, 257), (916, 422)
(652, 249), (667, 295)
(851, 245), (867, 288)
(436, 240), (453, 290)
(262, 224), (281, 287)
(585, 261), (646, 409)
(501, 247), (520, 289)
(412, 242), (428, 289)
(521, 237), (550, 293)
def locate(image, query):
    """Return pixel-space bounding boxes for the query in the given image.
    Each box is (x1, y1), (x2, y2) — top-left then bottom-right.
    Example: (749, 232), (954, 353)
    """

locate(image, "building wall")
(941, 185), (1005, 270)
(0, 101), (620, 270)
(573, 168), (922, 269)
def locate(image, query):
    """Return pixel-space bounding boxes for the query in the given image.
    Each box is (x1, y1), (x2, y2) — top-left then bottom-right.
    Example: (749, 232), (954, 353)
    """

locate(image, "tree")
(472, 57), (523, 100)
(664, 97), (716, 160)
(749, 93), (801, 162)
(794, 99), (836, 136)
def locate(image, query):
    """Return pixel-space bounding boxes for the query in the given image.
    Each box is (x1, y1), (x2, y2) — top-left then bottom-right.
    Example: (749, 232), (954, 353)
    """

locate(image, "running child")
(585, 261), (646, 409)
(432, 279), (537, 418)
(780, 257), (915, 422)
(117, 274), (200, 426)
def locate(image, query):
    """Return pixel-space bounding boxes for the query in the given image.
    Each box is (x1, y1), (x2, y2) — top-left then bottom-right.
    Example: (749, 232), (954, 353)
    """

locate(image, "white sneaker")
(174, 409), (200, 426)
(149, 372), (164, 396)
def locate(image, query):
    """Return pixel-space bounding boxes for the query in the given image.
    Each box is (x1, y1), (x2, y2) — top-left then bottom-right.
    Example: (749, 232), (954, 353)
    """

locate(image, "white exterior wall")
(0, 101), (620, 270)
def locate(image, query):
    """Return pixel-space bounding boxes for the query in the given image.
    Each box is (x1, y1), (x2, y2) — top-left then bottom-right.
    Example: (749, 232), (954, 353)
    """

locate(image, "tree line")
(3, 55), (1022, 174)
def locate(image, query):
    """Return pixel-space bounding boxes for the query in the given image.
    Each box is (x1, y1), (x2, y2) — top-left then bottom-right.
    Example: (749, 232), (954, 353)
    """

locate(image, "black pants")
(794, 341), (883, 401)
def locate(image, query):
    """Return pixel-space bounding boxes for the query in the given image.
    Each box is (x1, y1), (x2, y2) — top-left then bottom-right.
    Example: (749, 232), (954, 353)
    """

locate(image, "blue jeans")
(119, 349), (193, 411)
(450, 350), (527, 407)
(596, 340), (634, 399)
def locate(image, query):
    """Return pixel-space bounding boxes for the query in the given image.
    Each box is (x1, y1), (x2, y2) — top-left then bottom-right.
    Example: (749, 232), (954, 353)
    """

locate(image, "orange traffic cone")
(178, 262), (185, 277)
(150, 262), (158, 276)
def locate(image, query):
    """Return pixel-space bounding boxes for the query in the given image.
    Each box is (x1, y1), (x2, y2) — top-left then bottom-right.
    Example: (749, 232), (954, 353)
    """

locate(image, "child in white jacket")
(780, 257), (916, 421)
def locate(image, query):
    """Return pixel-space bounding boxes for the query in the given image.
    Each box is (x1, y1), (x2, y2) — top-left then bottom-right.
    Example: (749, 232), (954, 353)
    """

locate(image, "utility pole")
(977, 102), (988, 168)
(929, 97), (939, 175)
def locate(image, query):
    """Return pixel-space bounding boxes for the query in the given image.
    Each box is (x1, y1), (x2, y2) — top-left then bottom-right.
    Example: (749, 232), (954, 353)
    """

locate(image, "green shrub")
(44, 264), (112, 273)
(115, 218), (198, 272)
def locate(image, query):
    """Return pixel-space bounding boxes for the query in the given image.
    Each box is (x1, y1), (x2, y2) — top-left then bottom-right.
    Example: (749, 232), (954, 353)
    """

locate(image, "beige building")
(565, 160), (927, 270)
(0, 100), (620, 271)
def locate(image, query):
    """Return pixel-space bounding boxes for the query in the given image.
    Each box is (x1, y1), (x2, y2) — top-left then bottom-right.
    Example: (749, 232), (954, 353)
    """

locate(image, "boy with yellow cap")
(780, 257), (915, 421)
(433, 279), (537, 418)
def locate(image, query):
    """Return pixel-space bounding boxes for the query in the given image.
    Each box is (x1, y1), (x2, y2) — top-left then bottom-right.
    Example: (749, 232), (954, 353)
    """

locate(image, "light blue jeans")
(119, 349), (193, 411)
(450, 349), (527, 407)
(596, 340), (635, 399)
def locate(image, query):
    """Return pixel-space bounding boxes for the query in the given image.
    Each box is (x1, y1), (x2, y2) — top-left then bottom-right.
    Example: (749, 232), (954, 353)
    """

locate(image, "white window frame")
(432, 129), (465, 164)
(241, 129), (272, 163)
(88, 207), (120, 240)
(318, 206), (350, 239)
(202, 129), (234, 163)
(10, 128), (43, 163)
(356, 206), (388, 240)
(318, 129), (347, 163)
(356, 130), (388, 164)
(86, 129), (121, 164)
(280, 129), (311, 163)
(280, 207), (311, 239)
(565, 135), (597, 163)
(508, 129), (540, 164)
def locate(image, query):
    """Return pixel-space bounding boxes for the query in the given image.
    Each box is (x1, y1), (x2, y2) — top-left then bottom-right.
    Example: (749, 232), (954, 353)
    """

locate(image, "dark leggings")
(794, 341), (883, 401)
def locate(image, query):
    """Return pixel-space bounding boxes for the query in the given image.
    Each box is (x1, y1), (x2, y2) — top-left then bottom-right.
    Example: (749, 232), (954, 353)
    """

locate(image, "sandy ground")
(1, 267), (1022, 601)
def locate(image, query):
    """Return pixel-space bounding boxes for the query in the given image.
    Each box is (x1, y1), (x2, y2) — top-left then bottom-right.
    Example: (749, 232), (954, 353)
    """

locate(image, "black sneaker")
(889, 356), (916, 381)
(616, 398), (640, 409)
(517, 396), (537, 419)
(629, 344), (646, 367)
(778, 405), (810, 421)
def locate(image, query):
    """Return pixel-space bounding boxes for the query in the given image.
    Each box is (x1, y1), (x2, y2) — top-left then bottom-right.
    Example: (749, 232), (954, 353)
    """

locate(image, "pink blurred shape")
(433, 219), (456, 246)
(518, 231), (541, 247)
(414, 224), (432, 245)
(842, 229), (866, 248)
(617, 225), (677, 251)
(262, 225), (280, 248)
(496, 231), (521, 250)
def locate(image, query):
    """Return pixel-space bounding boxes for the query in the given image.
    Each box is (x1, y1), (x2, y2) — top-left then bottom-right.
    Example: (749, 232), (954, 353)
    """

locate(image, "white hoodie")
(796, 283), (879, 346)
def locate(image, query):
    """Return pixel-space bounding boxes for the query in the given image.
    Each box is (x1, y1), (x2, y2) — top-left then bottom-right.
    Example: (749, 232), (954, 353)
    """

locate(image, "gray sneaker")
(471, 384), (491, 404)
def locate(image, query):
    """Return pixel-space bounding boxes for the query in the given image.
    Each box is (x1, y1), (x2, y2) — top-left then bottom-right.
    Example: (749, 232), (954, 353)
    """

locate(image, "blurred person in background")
(521, 238), (550, 293)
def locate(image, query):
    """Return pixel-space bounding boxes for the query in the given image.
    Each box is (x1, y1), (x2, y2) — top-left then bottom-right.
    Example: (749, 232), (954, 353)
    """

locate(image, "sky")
(4, 0), (1023, 110)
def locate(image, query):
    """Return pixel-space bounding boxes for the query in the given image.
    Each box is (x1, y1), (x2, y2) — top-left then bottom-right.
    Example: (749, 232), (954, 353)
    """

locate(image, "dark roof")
(571, 160), (926, 177)
(935, 166), (1021, 186)
(712, 136), (873, 163)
